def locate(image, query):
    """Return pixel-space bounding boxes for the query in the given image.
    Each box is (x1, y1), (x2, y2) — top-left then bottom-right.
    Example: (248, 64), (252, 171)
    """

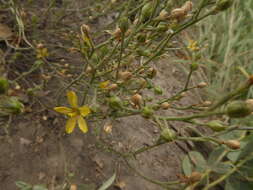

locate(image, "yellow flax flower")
(187, 40), (200, 52)
(54, 91), (91, 134)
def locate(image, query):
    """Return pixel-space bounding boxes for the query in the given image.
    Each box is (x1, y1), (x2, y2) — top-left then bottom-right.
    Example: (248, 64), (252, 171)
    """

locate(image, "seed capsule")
(226, 100), (253, 118)
(160, 128), (177, 142)
(0, 96), (24, 116)
(140, 2), (153, 22)
(141, 106), (154, 118)
(214, 0), (234, 12)
(207, 120), (227, 132)
(154, 86), (163, 95)
(108, 96), (123, 110)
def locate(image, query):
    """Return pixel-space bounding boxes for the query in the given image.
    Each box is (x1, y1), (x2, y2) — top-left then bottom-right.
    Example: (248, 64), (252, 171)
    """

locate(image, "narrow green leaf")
(212, 162), (232, 174)
(15, 181), (32, 190)
(98, 173), (116, 190)
(78, 184), (96, 190)
(33, 185), (48, 190)
(182, 155), (193, 176)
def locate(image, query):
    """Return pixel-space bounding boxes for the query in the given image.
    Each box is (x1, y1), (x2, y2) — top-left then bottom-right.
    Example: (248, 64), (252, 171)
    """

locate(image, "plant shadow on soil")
(0, 1), (212, 190)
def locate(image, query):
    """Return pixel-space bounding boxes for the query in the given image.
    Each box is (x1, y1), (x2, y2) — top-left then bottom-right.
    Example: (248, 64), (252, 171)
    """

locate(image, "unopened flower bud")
(119, 71), (132, 81)
(112, 27), (122, 40)
(147, 67), (157, 78)
(107, 83), (118, 90)
(190, 63), (199, 71)
(86, 66), (93, 73)
(154, 86), (163, 95)
(119, 17), (129, 33)
(197, 82), (207, 88)
(81, 24), (91, 33)
(202, 101), (212, 107)
(188, 172), (202, 184)
(214, 0), (234, 12)
(207, 120), (227, 132)
(161, 102), (170, 110)
(36, 43), (44, 49)
(158, 9), (169, 20)
(224, 140), (240, 150)
(131, 93), (142, 106)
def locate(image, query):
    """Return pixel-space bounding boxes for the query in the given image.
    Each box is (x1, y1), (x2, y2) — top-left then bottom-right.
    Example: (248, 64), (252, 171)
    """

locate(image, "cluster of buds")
(118, 71), (132, 81)
(169, 1), (193, 20)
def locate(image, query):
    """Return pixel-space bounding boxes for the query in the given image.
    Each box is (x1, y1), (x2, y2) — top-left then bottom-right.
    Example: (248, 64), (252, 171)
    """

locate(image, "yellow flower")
(54, 91), (91, 134)
(99, 80), (110, 89)
(36, 48), (49, 59)
(187, 40), (200, 52)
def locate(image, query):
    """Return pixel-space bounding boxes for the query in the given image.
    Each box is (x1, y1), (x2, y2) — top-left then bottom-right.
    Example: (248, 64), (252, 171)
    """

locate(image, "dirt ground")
(0, 1), (207, 190)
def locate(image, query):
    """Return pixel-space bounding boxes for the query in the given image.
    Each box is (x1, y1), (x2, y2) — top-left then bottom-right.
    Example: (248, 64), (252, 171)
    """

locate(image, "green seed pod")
(0, 77), (9, 94)
(0, 96), (24, 116)
(108, 96), (123, 110)
(154, 86), (163, 95)
(207, 120), (227, 132)
(157, 22), (168, 32)
(190, 63), (199, 71)
(226, 100), (252, 118)
(119, 17), (129, 33)
(214, 0), (234, 12)
(160, 128), (177, 142)
(140, 2), (153, 22)
(141, 106), (154, 118)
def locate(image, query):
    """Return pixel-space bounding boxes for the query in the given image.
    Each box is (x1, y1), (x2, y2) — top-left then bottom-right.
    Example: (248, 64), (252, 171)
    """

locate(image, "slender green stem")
(184, 70), (193, 90)
(158, 110), (225, 122)
(116, 33), (125, 79)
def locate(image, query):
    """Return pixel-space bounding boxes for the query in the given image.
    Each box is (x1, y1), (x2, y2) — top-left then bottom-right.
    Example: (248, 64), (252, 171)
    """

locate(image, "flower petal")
(99, 80), (110, 89)
(77, 116), (88, 133)
(79, 105), (91, 117)
(54, 107), (73, 115)
(65, 116), (77, 134)
(67, 91), (78, 108)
